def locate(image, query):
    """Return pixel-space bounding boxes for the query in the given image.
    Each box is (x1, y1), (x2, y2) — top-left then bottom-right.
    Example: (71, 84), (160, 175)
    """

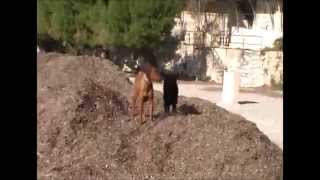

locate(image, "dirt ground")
(149, 82), (283, 150)
(37, 53), (282, 180)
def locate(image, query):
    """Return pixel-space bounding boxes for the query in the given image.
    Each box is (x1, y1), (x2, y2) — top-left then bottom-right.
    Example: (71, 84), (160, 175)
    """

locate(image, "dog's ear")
(159, 71), (166, 81)
(159, 70), (165, 77)
(139, 63), (151, 75)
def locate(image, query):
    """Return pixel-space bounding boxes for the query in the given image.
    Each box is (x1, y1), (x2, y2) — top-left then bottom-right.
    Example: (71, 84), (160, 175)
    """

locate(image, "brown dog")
(131, 63), (161, 124)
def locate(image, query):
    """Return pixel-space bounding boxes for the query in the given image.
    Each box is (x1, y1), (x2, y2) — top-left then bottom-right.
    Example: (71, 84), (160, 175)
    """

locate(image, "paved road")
(153, 81), (283, 150)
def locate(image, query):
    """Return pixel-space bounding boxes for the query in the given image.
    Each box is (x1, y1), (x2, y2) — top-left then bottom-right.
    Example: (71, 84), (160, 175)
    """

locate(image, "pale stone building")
(167, 0), (283, 87)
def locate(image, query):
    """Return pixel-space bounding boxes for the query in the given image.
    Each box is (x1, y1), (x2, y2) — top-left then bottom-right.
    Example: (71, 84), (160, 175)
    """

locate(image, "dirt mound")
(37, 53), (282, 180)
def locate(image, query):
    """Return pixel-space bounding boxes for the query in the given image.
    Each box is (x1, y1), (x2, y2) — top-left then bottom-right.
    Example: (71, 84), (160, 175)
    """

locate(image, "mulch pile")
(37, 53), (282, 180)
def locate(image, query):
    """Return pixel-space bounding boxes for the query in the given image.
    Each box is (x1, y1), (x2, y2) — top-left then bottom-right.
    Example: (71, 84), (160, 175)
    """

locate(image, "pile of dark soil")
(37, 53), (282, 180)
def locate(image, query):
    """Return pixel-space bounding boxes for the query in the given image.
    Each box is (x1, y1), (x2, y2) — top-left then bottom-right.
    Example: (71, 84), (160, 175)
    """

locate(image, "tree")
(37, 0), (51, 35)
(72, 0), (109, 47)
(106, 0), (130, 47)
(106, 0), (183, 63)
(86, 0), (109, 46)
(37, 0), (183, 61)
(48, 0), (76, 43)
(37, 0), (108, 52)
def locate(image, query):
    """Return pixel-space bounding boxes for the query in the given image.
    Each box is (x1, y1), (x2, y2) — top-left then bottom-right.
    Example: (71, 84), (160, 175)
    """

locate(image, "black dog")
(162, 73), (178, 113)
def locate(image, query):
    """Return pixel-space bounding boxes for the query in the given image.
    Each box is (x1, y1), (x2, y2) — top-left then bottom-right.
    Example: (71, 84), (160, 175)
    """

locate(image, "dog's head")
(140, 63), (161, 81)
(161, 71), (178, 82)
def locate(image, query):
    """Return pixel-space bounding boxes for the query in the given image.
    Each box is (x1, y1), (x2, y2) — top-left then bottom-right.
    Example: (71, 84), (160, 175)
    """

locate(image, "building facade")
(165, 0), (283, 87)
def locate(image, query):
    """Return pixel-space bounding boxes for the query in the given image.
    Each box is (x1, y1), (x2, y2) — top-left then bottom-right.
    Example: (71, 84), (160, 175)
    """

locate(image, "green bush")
(273, 37), (283, 50)
(271, 73), (283, 90)
(37, 0), (183, 61)
(261, 37), (283, 55)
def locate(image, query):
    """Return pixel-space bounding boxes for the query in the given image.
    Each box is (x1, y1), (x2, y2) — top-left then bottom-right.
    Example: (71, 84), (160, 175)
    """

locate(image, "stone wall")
(262, 51), (283, 86)
(238, 50), (265, 87)
(166, 47), (283, 88)
(205, 49), (283, 87)
(204, 48), (265, 87)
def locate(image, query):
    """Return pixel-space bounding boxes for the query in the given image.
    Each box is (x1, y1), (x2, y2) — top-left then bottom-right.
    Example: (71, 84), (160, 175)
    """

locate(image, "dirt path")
(150, 81), (283, 150)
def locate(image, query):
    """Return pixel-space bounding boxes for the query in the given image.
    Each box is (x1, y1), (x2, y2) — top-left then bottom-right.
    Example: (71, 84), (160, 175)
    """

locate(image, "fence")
(182, 30), (264, 50)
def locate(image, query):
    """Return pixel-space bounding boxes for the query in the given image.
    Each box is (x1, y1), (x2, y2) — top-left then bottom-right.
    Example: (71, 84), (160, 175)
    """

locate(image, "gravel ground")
(38, 53), (282, 179)
(149, 81), (283, 150)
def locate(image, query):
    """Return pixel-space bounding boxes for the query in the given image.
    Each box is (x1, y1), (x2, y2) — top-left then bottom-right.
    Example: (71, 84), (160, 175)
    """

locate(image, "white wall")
(205, 49), (283, 87)
(172, 5), (283, 50)
(164, 1), (283, 87)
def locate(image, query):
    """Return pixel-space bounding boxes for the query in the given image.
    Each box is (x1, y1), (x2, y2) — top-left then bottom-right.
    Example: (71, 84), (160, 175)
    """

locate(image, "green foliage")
(273, 37), (283, 50)
(72, 0), (109, 46)
(106, 0), (130, 46)
(37, 0), (51, 35)
(49, 1), (76, 42)
(37, 0), (183, 57)
(87, 0), (109, 46)
(261, 37), (283, 55)
(107, 0), (177, 49)
(271, 74), (283, 90)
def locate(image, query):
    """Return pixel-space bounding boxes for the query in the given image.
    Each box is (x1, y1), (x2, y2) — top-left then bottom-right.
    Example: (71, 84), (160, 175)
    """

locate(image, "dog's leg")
(139, 98), (144, 125)
(164, 98), (169, 113)
(164, 104), (169, 113)
(172, 103), (177, 113)
(144, 99), (148, 120)
(131, 95), (137, 119)
(150, 97), (154, 121)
